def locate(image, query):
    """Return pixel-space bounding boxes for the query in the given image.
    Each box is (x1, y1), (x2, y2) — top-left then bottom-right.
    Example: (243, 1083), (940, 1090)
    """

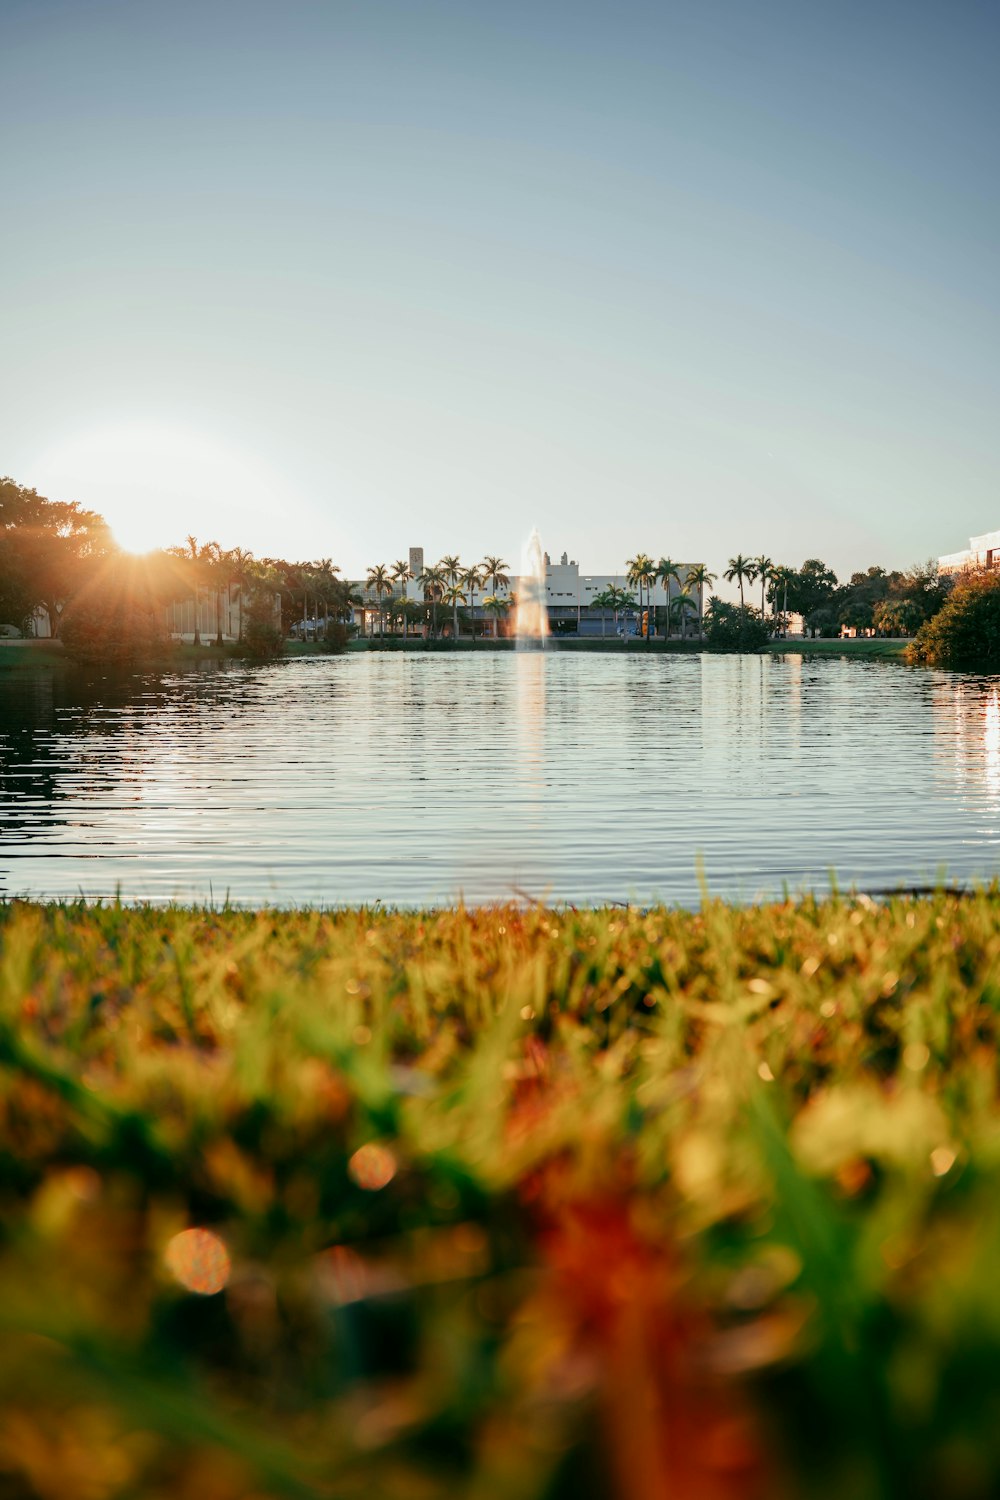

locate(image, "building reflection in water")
(516, 649), (546, 814)
(941, 678), (1000, 840)
(985, 690), (1000, 806)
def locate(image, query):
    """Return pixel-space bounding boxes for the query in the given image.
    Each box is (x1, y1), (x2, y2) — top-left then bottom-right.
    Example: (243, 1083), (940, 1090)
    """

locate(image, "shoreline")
(0, 635), (911, 672)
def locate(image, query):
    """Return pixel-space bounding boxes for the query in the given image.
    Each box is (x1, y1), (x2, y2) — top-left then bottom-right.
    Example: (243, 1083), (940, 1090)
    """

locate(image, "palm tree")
(389, 559), (412, 633)
(366, 564), (392, 637)
(668, 591), (698, 639)
(590, 588), (615, 637)
(226, 546), (255, 642)
(439, 555), (463, 640)
(460, 565), (482, 639)
(768, 564), (796, 636)
(684, 564), (717, 640)
(201, 541), (229, 647)
(183, 534), (205, 646)
(655, 557), (682, 639)
(481, 556), (510, 637)
(482, 595), (510, 637)
(626, 553), (656, 641)
(724, 554), (756, 610)
(418, 564), (448, 639)
(592, 585), (635, 637)
(312, 557), (343, 639)
(753, 556), (774, 619)
(442, 583), (467, 640)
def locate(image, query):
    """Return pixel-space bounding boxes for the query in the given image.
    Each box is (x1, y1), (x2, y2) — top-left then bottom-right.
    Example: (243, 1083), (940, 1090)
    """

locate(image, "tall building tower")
(409, 547), (424, 583)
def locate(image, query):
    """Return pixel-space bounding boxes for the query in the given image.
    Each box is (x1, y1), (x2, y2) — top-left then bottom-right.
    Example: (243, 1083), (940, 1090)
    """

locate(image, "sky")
(1, 0), (998, 588)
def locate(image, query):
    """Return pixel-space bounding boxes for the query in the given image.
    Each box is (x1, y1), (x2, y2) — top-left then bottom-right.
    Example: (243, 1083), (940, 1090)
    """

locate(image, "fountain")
(514, 528), (550, 649)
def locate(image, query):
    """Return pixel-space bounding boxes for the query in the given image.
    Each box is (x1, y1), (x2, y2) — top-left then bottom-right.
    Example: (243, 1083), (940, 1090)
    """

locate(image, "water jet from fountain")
(514, 529), (551, 650)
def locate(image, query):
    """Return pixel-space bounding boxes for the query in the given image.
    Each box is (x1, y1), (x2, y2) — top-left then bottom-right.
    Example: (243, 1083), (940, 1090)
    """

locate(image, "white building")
(939, 529), (1000, 576)
(534, 551), (705, 634)
(349, 548), (707, 636)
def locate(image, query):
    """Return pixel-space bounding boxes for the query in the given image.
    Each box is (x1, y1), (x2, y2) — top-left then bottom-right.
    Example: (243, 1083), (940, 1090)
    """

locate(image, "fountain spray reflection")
(515, 528), (550, 649)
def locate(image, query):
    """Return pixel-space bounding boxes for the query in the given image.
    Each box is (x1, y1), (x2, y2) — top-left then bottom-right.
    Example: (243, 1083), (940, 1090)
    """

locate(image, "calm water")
(3, 653), (1000, 906)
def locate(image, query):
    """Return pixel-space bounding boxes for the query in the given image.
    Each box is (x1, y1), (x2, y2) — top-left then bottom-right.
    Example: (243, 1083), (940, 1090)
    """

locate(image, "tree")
(655, 558), (682, 639)
(724, 555), (756, 610)
(0, 478), (115, 636)
(752, 556), (774, 620)
(668, 591), (698, 638)
(418, 564), (448, 640)
(442, 583), (467, 639)
(482, 595), (510, 637)
(244, 592), (285, 659)
(169, 535), (211, 646)
(785, 559), (838, 634)
(388, 597), (423, 638)
(908, 571), (1000, 668)
(590, 588), (615, 637)
(460, 565), (482, 639)
(439, 556), (464, 640)
(366, 564), (392, 637)
(766, 566), (797, 635)
(481, 557), (510, 638)
(390, 559), (412, 598)
(311, 558), (345, 639)
(704, 598), (770, 653)
(591, 585), (636, 637)
(626, 554), (656, 642)
(873, 597), (923, 636)
(60, 556), (168, 667)
(203, 540), (229, 647)
(684, 564), (717, 640)
(226, 547), (255, 642)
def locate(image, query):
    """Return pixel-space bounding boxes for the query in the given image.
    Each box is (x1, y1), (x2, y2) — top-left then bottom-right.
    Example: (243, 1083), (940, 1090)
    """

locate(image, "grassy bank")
(0, 640), (67, 671)
(2, 893), (1000, 1497)
(1, 637), (911, 670)
(766, 637), (909, 659)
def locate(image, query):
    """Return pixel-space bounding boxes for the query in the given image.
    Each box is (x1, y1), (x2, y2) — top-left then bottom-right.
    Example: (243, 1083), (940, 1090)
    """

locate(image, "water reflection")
(2, 655), (1000, 905)
(984, 690), (1000, 806)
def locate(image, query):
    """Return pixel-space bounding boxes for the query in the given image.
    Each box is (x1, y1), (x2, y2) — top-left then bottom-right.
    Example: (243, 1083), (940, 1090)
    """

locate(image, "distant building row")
(350, 547), (707, 634)
(939, 529), (1000, 576)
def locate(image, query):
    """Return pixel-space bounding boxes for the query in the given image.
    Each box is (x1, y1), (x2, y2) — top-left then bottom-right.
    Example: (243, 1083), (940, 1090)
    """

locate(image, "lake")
(3, 652), (1000, 906)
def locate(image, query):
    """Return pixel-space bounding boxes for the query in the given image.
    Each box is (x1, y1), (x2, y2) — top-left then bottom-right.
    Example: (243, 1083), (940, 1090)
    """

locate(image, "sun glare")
(32, 421), (301, 556)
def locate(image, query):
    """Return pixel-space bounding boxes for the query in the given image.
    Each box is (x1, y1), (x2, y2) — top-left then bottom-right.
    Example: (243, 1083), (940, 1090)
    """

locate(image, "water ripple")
(2, 653), (999, 905)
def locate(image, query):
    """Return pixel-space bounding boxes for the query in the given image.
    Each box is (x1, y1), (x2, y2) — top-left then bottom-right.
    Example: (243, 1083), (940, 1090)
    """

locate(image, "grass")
(766, 638), (909, 659)
(0, 640), (67, 671)
(3, 893), (1000, 1497)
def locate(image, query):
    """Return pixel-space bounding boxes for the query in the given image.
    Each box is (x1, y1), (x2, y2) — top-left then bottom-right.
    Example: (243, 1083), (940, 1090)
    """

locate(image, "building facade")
(349, 547), (707, 635)
(939, 529), (1000, 576)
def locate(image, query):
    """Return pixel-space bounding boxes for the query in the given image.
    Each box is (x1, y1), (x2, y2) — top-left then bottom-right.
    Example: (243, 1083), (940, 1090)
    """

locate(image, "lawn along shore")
(0, 635), (911, 669)
(1, 892), (998, 1498)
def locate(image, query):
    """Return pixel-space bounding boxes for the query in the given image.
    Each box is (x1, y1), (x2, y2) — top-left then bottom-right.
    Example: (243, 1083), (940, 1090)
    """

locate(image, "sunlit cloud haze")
(2, 0), (998, 580)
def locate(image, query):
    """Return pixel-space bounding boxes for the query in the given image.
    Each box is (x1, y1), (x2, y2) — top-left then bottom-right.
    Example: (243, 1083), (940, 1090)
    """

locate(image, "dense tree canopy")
(908, 570), (1000, 669)
(766, 559), (949, 637)
(0, 477), (115, 634)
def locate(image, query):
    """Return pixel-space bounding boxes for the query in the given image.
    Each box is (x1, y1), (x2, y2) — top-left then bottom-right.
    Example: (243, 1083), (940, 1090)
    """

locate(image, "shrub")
(907, 570), (1000, 668)
(60, 594), (167, 667)
(318, 620), (349, 653)
(244, 596), (285, 659)
(704, 600), (770, 652)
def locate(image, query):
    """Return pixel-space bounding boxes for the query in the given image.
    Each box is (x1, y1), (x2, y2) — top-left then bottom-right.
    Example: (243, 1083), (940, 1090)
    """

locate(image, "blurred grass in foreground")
(1, 893), (1000, 1498)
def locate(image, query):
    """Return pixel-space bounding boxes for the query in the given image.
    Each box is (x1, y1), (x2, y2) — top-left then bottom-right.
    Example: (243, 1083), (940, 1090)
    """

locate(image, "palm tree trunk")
(193, 589), (201, 647)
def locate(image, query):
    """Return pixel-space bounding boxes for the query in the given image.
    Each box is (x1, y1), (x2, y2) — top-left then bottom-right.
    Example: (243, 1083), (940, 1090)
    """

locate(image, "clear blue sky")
(2, 0), (997, 584)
